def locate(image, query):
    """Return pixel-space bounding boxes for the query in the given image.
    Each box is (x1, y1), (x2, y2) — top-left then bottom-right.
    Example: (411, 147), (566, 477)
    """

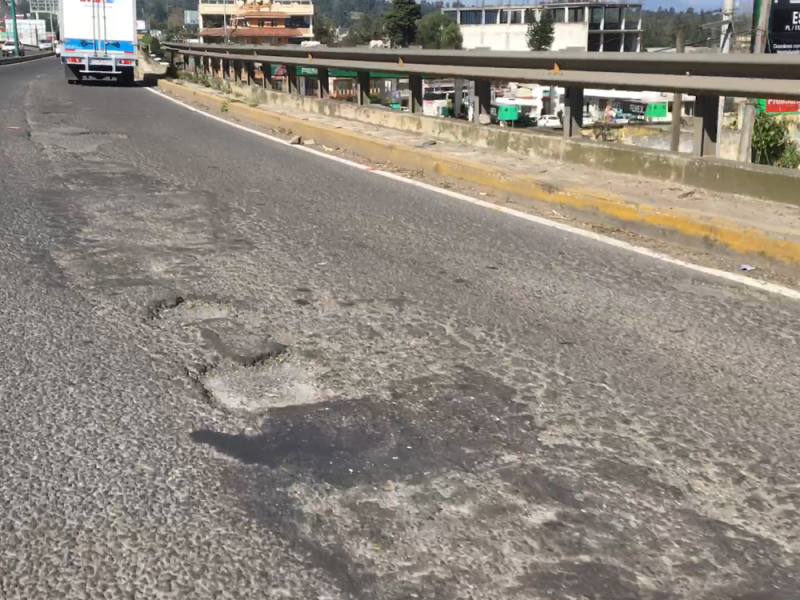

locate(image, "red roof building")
(198, 0), (314, 45)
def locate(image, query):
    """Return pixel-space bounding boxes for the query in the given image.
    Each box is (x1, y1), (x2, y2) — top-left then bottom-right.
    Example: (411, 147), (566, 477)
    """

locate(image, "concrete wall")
(460, 22), (588, 51)
(235, 82), (800, 204)
(620, 125), (800, 164)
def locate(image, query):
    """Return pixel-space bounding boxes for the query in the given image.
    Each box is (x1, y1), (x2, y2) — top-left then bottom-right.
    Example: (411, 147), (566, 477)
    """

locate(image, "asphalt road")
(2, 58), (799, 600)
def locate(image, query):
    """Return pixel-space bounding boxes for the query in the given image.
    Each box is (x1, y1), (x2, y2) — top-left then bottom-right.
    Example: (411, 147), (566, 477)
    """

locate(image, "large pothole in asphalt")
(151, 295), (335, 414)
(199, 359), (333, 413)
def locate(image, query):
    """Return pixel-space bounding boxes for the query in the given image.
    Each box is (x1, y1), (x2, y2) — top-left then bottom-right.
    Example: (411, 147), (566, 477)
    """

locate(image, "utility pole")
(716, 0), (735, 157)
(738, 0), (771, 162)
(669, 27), (684, 152)
(8, 0), (21, 57)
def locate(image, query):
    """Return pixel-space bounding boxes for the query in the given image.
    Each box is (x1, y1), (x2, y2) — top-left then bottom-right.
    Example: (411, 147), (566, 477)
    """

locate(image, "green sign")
(268, 64), (412, 79)
(644, 102), (668, 119)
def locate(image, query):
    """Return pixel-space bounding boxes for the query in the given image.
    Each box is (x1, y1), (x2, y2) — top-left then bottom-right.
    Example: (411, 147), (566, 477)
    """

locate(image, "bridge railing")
(162, 42), (800, 158)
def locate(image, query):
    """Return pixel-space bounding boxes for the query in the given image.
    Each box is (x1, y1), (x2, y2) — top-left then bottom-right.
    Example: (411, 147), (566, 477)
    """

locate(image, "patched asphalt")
(1, 59), (799, 600)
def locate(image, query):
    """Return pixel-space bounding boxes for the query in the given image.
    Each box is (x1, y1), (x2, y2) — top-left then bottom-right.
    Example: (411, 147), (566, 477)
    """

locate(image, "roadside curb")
(158, 79), (800, 267)
(0, 51), (55, 67)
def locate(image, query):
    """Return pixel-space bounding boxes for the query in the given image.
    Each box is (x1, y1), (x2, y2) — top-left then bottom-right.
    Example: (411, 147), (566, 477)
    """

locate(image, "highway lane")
(1, 58), (799, 599)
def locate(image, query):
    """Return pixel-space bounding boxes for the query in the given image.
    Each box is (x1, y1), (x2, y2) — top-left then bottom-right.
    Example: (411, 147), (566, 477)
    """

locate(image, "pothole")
(151, 294), (327, 414)
(192, 359), (332, 413)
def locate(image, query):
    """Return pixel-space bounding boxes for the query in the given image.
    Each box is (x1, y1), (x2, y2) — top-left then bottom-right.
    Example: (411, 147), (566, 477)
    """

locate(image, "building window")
(624, 7), (641, 30)
(460, 10), (482, 25)
(567, 7), (585, 23)
(604, 7), (621, 30)
(541, 8), (562, 22)
(623, 33), (638, 52)
(443, 10), (457, 20)
(286, 15), (310, 28)
(589, 6), (603, 30)
(604, 33), (622, 51)
(484, 9), (499, 24)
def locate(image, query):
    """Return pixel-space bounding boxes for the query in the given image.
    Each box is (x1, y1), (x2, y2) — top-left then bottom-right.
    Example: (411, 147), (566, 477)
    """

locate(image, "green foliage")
(138, 0), (196, 31)
(641, 8), (751, 50)
(313, 15), (337, 44)
(311, 0), (442, 29)
(416, 12), (462, 49)
(383, 0), (421, 47)
(341, 13), (384, 46)
(526, 10), (554, 51)
(149, 36), (162, 57)
(752, 113), (800, 170)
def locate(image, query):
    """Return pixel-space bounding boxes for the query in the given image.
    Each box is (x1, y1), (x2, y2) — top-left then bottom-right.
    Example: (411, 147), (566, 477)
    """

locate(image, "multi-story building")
(198, 0), (314, 45)
(442, 0), (643, 53)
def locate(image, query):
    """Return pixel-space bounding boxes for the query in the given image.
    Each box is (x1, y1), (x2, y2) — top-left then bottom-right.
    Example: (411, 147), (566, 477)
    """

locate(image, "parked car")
(537, 114), (562, 129)
(1, 41), (25, 57)
(38, 40), (53, 51)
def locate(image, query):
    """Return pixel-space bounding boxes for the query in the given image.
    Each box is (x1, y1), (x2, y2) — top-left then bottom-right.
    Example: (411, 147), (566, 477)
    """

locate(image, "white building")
(442, 0), (643, 53)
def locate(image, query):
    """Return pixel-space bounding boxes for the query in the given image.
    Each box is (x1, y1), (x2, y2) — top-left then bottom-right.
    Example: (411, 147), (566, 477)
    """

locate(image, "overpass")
(1, 56), (800, 599)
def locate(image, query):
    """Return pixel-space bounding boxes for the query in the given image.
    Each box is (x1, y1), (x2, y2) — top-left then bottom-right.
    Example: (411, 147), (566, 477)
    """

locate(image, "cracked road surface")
(2, 59), (800, 600)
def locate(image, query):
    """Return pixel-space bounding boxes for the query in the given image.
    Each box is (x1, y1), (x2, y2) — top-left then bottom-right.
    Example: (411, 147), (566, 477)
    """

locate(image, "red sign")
(765, 99), (800, 113)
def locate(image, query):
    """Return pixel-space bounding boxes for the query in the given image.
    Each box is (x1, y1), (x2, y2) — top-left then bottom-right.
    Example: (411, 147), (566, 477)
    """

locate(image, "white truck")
(60, 0), (138, 84)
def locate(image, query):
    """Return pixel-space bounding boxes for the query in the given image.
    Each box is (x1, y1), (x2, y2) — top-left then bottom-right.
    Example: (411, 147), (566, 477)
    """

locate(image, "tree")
(416, 12), (462, 50)
(752, 113), (800, 169)
(313, 15), (337, 44)
(526, 10), (554, 51)
(167, 7), (184, 29)
(342, 12), (384, 46)
(383, 0), (421, 47)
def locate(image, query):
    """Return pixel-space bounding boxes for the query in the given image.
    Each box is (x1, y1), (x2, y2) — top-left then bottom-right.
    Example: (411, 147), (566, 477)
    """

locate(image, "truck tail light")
(119, 59), (133, 65)
(66, 57), (82, 63)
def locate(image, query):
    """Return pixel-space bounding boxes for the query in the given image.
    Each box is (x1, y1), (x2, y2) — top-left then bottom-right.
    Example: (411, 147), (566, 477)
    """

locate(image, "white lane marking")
(146, 87), (800, 302)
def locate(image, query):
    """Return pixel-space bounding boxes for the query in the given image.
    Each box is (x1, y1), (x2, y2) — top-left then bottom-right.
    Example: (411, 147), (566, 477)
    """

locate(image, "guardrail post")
(202, 55), (209, 76)
(233, 60), (242, 83)
(473, 80), (491, 124)
(287, 66), (298, 94)
(409, 74), (423, 114)
(246, 61), (255, 86)
(260, 63), (271, 89)
(221, 58), (230, 80)
(357, 71), (371, 105)
(563, 86), (584, 138)
(693, 94), (719, 158)
(318, 67), (330, 99)
(453, 78), (464, 118)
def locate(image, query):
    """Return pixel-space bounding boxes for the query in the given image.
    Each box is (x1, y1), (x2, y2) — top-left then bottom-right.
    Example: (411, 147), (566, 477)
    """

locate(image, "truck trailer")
(60, 0), (138, 84)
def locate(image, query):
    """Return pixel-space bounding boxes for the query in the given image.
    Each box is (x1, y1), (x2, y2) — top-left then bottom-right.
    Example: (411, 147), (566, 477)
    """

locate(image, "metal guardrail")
(163, 42), (800, 158)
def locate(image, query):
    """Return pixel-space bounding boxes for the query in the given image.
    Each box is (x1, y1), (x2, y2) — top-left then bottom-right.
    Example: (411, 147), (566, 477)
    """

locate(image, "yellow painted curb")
(158, 79), (800, 266)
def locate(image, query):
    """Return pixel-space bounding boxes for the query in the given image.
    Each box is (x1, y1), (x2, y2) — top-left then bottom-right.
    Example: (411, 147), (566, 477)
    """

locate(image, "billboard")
(757, 99), (800, 114)
(768, 0), (800, 54)
(3, 18), (48, 44)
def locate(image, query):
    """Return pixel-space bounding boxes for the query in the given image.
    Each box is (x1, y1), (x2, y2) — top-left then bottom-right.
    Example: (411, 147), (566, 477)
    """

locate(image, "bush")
(752, 112), (800, 170)
(149, 37), (162, 57)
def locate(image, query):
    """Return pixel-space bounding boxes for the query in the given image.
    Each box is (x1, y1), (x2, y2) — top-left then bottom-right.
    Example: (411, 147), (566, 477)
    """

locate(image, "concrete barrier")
(0, 51), (55, 67)
(227, 81), (800, 207)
